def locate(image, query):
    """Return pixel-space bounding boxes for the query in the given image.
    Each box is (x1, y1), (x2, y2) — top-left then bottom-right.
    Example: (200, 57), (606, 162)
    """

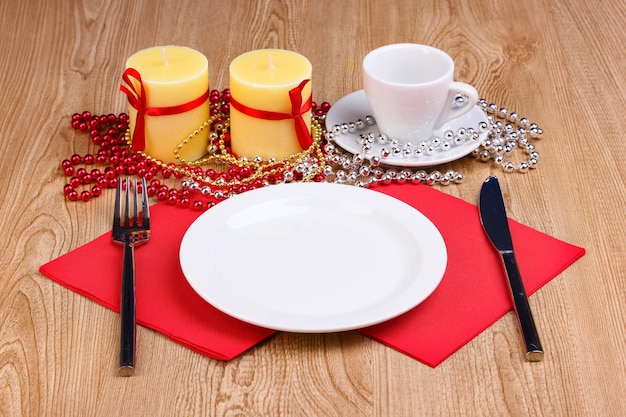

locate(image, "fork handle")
(118, 242), (136, 376)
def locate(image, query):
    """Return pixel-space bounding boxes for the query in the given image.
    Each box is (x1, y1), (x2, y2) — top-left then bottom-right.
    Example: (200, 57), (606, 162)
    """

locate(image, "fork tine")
(141, 177), (150, 227)
(132, 177), (139, 227)
(113, 178), (122, 228)
(124, 177), (131, 227)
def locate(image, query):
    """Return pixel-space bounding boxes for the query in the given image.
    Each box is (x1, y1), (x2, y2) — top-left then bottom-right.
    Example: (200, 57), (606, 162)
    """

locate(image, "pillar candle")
(122, 46), (210, 163)
(229, 49), (312, 160)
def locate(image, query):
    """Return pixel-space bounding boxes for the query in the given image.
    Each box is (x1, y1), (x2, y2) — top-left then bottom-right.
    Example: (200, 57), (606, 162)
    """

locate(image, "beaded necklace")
(320, 98), (542, 188)
(62, 90), (327, 210)
(60, 90), (542, 210)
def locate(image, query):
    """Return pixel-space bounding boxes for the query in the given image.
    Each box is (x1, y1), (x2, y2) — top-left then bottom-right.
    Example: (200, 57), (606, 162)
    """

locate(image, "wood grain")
(1, 0), (625, 415)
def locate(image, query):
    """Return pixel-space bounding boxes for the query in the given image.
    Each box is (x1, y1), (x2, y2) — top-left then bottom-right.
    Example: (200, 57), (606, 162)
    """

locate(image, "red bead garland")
(61, 90), (331, 211)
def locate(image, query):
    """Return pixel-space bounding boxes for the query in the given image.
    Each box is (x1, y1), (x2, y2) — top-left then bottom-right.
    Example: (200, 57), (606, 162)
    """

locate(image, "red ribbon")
(120, 68), (210, 151)
(229, 79), (313, 150)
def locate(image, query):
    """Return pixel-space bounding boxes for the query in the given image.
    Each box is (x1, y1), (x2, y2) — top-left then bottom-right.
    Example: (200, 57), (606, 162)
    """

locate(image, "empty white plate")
(179, 182), (447, 332)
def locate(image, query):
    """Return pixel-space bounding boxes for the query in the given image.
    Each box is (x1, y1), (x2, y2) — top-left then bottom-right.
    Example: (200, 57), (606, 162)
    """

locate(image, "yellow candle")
(229, 49), (312, 160)
(122, 45), (210, 163)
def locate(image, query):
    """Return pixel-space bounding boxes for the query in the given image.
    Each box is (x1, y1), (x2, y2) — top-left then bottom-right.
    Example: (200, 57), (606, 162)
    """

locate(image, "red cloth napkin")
(39, 183), (585, 365)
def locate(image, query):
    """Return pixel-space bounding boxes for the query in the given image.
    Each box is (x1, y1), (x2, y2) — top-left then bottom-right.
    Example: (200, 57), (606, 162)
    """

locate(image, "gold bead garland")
(125, 112), (326, 191)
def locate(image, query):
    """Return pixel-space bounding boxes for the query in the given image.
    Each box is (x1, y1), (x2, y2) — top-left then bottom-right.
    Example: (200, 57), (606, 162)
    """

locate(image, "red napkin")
(39, 183), (584, 365)
(39, 204), (275, 360)
(360, 184), (585, 366)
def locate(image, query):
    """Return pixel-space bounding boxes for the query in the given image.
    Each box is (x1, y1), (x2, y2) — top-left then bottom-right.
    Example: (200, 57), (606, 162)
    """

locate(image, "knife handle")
(501, 251), (544, 361)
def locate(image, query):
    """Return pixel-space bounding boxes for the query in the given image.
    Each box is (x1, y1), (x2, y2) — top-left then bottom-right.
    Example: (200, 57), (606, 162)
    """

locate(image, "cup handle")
(434, 82), (479, 129)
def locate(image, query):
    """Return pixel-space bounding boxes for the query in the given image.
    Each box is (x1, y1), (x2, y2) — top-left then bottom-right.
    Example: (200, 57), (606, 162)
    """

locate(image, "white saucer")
(326, 90), (489, 167)
(179, 182), (447, 333)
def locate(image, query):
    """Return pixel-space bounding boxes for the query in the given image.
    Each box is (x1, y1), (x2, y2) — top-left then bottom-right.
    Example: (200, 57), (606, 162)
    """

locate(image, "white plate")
(179, 182), (447, 332)
(326, 90), (489, 167)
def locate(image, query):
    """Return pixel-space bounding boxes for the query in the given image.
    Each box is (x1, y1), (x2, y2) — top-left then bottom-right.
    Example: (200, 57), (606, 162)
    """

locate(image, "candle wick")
(268, 53), (276, 69)
(161, 48), (170, 65)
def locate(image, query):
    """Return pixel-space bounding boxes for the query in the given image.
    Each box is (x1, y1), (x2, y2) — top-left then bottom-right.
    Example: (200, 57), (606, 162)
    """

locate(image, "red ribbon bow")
(229, 79), (313, 150)
(120, 68), (210, 151)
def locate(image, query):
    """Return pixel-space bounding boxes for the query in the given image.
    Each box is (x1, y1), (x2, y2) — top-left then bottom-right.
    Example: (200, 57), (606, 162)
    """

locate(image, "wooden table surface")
(1, 0), (625, 415)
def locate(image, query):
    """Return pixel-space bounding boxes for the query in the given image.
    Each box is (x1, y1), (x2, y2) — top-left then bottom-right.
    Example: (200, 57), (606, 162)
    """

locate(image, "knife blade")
(479, 176), (544, 361)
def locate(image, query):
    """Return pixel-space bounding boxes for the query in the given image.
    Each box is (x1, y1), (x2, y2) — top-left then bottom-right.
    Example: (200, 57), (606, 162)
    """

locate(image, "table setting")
(40, 180), (584, 366)
(40, 42), (584, 371)
(3, 0), (625, 415)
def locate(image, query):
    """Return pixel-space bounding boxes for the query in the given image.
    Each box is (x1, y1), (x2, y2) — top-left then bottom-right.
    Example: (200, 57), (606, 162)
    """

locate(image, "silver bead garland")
(182, 98), (543, 194)
(321, 97), (542, 187)
(328, 117), (477, 160)
(473, 99), (542, 172)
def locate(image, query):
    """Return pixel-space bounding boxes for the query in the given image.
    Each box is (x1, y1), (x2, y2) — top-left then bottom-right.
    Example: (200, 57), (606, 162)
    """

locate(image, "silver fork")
(112, 177), (150, 376)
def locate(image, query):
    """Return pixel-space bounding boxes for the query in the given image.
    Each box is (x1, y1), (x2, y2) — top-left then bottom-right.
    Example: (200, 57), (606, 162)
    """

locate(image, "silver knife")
(479, 176), (544, 361)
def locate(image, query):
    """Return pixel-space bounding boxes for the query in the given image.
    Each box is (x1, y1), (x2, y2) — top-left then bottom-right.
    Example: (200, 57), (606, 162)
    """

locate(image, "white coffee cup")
(363, 43), (478, 143)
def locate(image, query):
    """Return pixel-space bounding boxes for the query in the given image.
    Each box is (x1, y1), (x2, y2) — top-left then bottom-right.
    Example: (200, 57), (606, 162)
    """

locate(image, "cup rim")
(363, 43), (454, 87)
